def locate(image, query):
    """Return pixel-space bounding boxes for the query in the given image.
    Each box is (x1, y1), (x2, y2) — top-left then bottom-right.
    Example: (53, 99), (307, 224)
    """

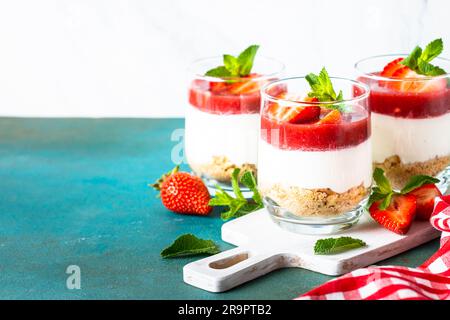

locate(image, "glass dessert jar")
(185, 56), (284, 192)
(259, 77), (372, 234)
(355, 55), (450, 192)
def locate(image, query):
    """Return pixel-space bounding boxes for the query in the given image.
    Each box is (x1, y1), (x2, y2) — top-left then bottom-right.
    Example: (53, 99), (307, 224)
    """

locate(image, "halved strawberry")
(209, 81), (229, 94)
(384, 62), (447, 93)
(380, 58), (405, 77)
(318, 109), (341, 124)
(268, 103), (320, 123)
(408, 184), (443, 221)
(369, 194), (417, 235)
(229, 79), (261, 94)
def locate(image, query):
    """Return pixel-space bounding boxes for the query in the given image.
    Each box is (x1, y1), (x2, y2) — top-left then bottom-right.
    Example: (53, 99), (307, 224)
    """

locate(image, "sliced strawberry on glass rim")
(369, 194), (417, 235)
(408, 184), (443, 221)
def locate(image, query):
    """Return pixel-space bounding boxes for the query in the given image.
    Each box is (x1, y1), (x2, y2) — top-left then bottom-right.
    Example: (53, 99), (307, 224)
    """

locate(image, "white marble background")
(0, 0), (448, 117)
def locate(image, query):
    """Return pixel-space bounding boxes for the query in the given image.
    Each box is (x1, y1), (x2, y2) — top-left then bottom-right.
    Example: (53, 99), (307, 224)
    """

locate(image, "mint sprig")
(305, 67), (346, 111)
(400, 38), (447, 76)
(367, 168), (440, 210)
(161, 234), (220, 258)
(314, 237), (367, 255)
(209, 169), (263, 221)
(205, 45), (260, 78)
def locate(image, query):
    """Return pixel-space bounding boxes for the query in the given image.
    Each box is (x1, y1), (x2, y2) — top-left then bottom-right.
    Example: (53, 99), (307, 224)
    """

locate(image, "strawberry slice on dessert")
(369, 194), (417, 235)
(268, 103), (320, 124)
(389, 66), (447, 93)
(380, 57), (405, 77)
(267, 95), (321, 124)
(380, 56), (447, 93)
(408, 184), (443, 221)
(228, 75), (262, 94)
(318, 109), (341, 124)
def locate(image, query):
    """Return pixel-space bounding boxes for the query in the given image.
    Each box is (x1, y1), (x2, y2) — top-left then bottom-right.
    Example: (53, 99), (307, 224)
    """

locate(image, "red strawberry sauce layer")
(188, 79), (261, 115)
(260, 107), (370, 151)
(357, 77), (450, 119)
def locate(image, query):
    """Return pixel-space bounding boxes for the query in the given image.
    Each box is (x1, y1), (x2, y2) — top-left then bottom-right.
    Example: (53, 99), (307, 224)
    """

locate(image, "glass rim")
(261, 76), (370, 106)
(354, 54), (450, 81)
(188, 56), (285, 82)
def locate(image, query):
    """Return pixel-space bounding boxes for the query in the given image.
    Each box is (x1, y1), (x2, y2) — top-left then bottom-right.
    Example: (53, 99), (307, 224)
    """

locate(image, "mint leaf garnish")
(240, 170), (263, 205)
(314, 237), (367, 255)
(367, 168), (394, 210)
(237, 45), (259, 76)
(305, 67), (346, 111)
(367, 168), (440, 210)
(209, 169), (263, 221)
(373, 167), (392, 194)
(205, 45), (260, 78)
(161, 234), (220, 258)
(400, 175), (440, 194)
(205, 66), (232, 78)
(400, 38), (446, 76)
(422, 38), (444, 62)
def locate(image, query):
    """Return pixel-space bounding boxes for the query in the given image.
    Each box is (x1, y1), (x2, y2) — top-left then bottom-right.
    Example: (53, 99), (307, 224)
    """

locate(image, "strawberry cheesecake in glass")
(259, 71), (371, 234)
(356, 45), (450, 191)
(185, 46), (284, 191)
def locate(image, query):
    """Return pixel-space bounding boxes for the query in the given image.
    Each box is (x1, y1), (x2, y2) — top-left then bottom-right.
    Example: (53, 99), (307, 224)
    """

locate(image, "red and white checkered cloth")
(297, 195), (450, 300)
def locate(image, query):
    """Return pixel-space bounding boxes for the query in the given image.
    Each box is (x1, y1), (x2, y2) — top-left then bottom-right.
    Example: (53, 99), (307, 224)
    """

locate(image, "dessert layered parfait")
(258, 68), (371, 231)
(356, 39), (450, 190)
(185, 45), (283, 188)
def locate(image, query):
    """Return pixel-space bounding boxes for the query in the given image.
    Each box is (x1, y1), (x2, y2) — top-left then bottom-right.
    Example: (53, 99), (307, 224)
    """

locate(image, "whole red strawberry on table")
(368, 168), (442, 235)
(152, 166), (212, 216)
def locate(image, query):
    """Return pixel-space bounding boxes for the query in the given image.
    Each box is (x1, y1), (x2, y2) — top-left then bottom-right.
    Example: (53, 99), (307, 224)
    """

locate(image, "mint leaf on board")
(161, 234), (220, 258)
(314, 237), (367, 255)
(400, 175), (440, 194)
(400, 38), (447, 76)
(305, 67), (346, 111)
(205, 45), (260, 78)
(209, 169), (263, 221)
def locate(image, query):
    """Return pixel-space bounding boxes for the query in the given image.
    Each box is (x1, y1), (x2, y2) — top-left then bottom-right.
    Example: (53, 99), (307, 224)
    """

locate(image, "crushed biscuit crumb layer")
(374, 155), (450, 190)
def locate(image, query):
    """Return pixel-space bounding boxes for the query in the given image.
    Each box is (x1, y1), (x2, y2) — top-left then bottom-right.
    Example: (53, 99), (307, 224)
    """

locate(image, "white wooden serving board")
(183, 209), (440, 292)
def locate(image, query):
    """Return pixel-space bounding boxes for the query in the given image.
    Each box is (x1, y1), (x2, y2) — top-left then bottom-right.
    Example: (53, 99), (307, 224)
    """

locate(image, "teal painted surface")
(0, 118), (440, 300)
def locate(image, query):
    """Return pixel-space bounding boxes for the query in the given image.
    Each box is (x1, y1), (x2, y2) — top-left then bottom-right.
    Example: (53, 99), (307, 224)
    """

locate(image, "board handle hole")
(209, 253), (249, 269)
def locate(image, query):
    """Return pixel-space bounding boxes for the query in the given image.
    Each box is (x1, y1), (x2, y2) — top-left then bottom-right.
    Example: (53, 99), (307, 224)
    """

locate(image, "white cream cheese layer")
(258, 138), (372, 193)
(372, 112), (450, 164)
(185, 104), (259, 166)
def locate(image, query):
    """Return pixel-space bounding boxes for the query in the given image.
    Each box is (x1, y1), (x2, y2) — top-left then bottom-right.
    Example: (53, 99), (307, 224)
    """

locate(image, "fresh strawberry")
(408, 184), (443, 220)
(229, 77), (261, 94)
(209, 81), (228, 94)
(152, 166), (212, 215)
(381, 59), (447, 93)
(267, 103), (320, 124)
(380, 58), (405, 77)
(318, 109), (341, 124)
(369, 194), (416, 235)
(304, 96), (319, 103)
